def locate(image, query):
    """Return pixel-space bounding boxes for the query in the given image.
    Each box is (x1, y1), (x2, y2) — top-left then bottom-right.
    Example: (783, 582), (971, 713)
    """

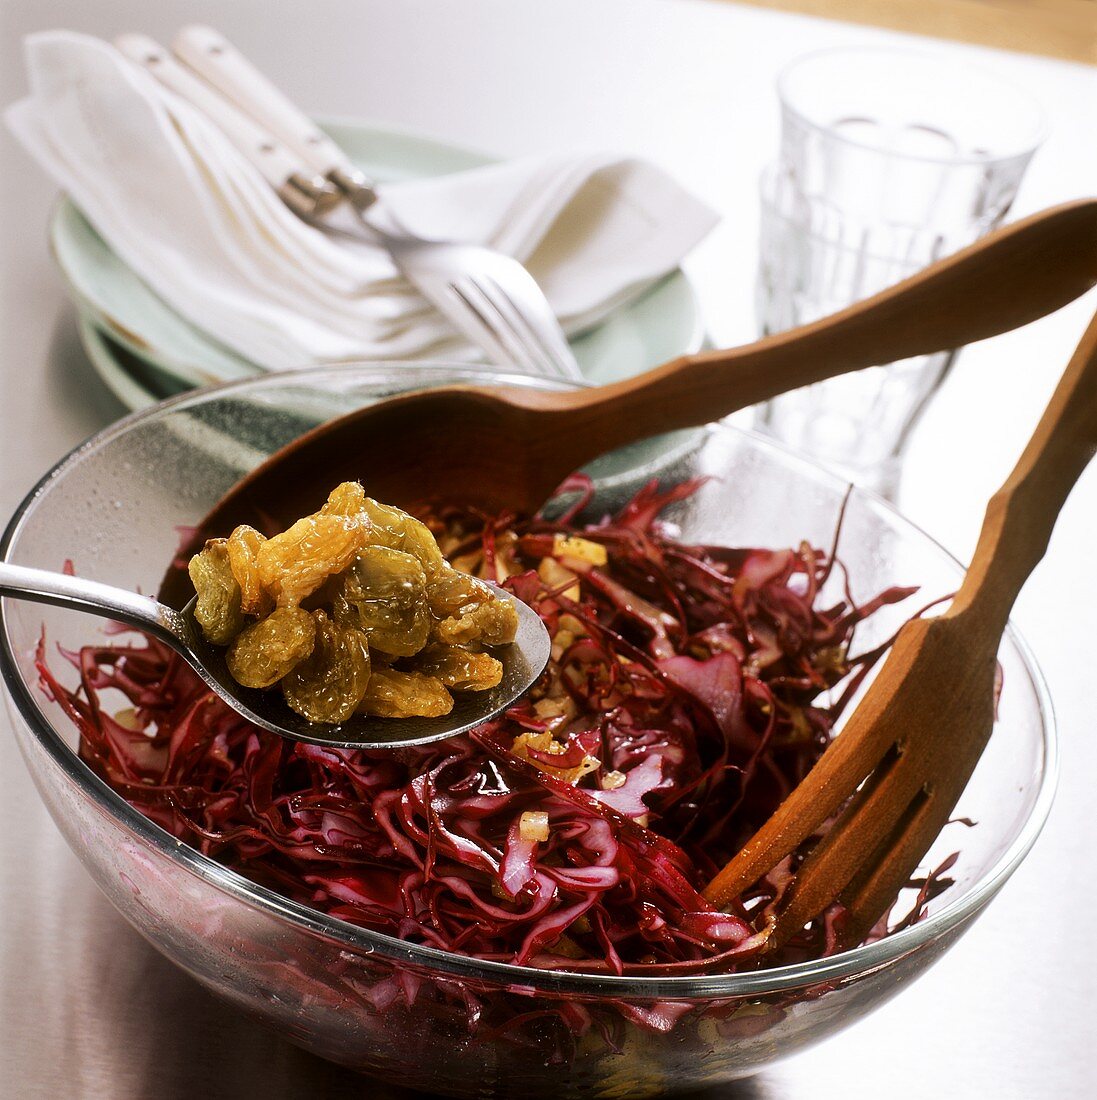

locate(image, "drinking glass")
(754, 48), (1046, 497)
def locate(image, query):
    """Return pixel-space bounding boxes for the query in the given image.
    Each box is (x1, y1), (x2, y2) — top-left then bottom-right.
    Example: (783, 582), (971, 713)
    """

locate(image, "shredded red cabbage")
(39, 478), (938, 978)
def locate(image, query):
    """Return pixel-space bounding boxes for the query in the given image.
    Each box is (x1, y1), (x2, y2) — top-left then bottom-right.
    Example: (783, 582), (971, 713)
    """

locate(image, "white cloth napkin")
(7, 31), (719, 373)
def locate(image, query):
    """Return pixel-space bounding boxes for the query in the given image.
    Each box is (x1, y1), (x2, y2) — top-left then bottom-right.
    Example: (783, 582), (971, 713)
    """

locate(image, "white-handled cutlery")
(116, 28), (583, 380)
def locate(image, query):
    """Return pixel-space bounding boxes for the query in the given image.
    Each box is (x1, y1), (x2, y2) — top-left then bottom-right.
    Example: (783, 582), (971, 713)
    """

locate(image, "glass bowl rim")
(776, 45), (1049, 168)
(0, 361), (1059, 1000)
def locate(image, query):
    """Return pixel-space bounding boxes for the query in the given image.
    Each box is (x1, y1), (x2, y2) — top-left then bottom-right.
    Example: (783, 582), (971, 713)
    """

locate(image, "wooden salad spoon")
(704, 306), (1097, 949)
(174, 198), (1097, 565)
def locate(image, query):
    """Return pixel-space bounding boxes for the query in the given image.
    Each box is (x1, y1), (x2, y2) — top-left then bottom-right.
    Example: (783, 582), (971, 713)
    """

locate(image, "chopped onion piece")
(553, 534), (607, 566)
(538, 556), (581, 601)
(519, 811), (550, 843)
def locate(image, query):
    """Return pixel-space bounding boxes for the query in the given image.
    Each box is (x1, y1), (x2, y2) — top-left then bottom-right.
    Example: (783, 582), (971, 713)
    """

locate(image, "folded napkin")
(8, 31), (718, 373)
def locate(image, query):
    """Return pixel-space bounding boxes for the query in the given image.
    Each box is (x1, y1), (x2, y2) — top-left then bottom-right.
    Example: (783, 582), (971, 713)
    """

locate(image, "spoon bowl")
(180, 588), (551, 749)
(0, 562), (550, 748)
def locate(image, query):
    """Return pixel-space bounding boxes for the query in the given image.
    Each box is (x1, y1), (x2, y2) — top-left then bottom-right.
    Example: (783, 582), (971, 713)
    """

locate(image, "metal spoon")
(0, 562), (550, 749)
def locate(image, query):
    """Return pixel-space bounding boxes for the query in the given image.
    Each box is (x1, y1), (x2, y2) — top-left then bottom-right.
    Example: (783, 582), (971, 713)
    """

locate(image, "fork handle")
(533, 200), (1097, 457)
(949, 307), (1097, 634)
(116, 34), (339, 218)
(173, 25), (378, 209)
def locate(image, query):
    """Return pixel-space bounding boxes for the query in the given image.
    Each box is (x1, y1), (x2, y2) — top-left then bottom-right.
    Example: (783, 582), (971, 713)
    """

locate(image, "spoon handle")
(949, 308), (1097, 635)
(0, 562), (181, 641)
(550, 200), (1097, 448)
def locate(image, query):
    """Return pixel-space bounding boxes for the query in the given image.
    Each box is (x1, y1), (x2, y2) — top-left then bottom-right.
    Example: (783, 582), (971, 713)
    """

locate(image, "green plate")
(50, 119), (706, 410)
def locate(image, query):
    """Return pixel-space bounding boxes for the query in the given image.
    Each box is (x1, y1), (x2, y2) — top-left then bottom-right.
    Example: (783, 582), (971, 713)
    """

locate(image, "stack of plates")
(50, 120), (706, 411)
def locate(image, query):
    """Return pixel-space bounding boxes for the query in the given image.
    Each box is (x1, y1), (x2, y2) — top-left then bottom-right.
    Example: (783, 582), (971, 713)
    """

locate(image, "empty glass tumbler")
(754, 48), (1046, 497)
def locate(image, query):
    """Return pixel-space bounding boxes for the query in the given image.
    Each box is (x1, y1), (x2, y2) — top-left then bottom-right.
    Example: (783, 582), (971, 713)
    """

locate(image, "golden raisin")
(435, 597), (519, 647)
(426, 567), (494, 619)
(409, 643), (502, 692)
(188, 539), (245, 645)
(282, 611), (371, 723)
(257, 513), (365, 607)
(361, 497), (446, 577)
(319, 481), (368, 520)
(226, 606), (316, 689)
(339, 545), (430, 657)
(226, 525), (271, 616)
(359, 668), (453, 718)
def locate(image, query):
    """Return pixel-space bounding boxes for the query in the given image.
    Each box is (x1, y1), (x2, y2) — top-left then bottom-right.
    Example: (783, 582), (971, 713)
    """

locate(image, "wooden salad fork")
(184, 200), (1097, 544)
(704, 307), (1097, 951)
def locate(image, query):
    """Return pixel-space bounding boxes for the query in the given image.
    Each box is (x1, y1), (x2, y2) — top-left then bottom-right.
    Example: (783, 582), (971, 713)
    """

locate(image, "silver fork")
(117, 31), (583, 381)
(318, 199), (582, 380)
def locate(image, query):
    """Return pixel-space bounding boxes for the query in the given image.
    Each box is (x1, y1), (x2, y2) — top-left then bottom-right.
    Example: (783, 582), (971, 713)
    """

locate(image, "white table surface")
(1, 0), (1095, 1096)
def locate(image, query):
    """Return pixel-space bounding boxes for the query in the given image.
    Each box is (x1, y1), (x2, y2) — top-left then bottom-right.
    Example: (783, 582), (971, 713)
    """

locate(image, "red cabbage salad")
(39, 476), (942, 976)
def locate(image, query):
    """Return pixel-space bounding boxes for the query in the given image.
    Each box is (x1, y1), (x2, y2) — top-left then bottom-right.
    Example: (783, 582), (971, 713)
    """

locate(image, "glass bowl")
(0, 365), (1056, 1098)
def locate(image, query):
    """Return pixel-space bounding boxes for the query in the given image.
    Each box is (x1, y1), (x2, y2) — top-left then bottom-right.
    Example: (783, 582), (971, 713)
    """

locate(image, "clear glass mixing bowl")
(0, 365), (1056, 1097)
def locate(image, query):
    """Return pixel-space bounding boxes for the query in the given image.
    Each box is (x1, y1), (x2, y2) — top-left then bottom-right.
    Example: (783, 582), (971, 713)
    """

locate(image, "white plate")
(50, 119), (706, 410)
